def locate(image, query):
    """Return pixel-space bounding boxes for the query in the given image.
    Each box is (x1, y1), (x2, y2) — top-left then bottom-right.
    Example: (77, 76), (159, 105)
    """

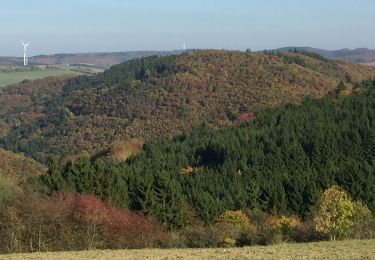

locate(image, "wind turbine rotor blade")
(20, 41), (30, 48)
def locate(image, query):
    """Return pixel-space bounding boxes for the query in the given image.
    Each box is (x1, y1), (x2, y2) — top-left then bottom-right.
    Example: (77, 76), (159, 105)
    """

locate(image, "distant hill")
(3, 48), (375, 68)
(1, 50), (375, 162)
(273, 47), (375, 63)
(0, 50), (186, 69)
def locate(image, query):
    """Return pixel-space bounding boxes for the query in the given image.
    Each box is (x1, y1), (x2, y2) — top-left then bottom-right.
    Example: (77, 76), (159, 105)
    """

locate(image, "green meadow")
(0, 65), (83, 87)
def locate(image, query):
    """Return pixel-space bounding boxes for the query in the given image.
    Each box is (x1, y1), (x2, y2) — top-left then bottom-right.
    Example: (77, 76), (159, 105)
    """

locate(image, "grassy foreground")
(1, 240), (374, 260)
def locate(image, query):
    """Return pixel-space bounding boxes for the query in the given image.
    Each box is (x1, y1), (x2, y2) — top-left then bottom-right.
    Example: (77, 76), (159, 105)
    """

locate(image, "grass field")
(1, 239), (374, 260)
(0, 65), (83, 87)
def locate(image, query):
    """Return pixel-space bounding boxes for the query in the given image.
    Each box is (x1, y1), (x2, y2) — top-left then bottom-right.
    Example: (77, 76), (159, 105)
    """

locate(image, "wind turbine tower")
(183, 42), (186, 51)
(21, 41), (31, 66)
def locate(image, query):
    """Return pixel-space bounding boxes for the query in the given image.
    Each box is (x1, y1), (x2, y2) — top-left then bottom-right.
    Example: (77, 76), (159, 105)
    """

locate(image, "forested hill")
(273, 47), (375, 63)
(41, 80), (375, 226)
(1, 50), (375, 162)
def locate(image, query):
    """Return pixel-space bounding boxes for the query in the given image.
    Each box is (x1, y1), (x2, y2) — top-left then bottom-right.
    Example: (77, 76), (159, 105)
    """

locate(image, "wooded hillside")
(1, 50), (375, 161)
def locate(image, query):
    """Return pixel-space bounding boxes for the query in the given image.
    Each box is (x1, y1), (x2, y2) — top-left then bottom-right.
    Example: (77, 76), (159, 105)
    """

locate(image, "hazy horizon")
(3, 46), (375, 59)
(1, 0), (375, 56)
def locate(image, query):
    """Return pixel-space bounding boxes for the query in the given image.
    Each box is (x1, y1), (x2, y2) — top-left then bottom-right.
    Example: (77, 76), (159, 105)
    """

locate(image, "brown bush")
(183, 225), (221, 248)
(0, 191), (167, 253)
(104, 206), (166, 248)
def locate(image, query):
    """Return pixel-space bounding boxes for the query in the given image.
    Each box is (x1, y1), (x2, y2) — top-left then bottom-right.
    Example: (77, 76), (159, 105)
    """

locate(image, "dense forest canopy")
(1, 50), (375, 162)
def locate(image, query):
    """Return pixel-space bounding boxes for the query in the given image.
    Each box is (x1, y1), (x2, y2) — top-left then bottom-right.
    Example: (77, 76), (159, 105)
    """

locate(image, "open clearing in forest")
(1, 239), (374, 260)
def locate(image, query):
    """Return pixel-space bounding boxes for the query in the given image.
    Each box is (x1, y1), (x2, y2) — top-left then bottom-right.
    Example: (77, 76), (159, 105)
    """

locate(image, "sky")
(1, 0), (374, 56)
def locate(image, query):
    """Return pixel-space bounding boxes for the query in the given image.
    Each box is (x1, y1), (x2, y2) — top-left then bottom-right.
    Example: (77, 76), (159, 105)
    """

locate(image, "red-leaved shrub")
(62, 193), (166, 249)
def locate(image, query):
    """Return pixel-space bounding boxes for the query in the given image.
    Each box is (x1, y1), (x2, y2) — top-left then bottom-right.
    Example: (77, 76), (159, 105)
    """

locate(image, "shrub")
(163, 231), (187, 248)
(236, 224), (259, 246)
(268, 215), (300, 230)
(215, 210), (256, 247)
(214, 222), (241, 247)
(293, 219), (321, 242)
(72, 194), (166, 249)
(258, 225), (283, 245)
(246, 209), (268, 226)
(217, 210), (250, 225)
(348, 201), (375, 239)
(104, 207), (166, 249)
(268, 215), (301, 242)
(183, 225), (221, 248)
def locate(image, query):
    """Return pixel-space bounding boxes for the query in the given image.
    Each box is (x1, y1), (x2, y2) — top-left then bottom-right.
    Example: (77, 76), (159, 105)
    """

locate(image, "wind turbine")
(21, 41), (31, 66)
(183, 42), (186, 51)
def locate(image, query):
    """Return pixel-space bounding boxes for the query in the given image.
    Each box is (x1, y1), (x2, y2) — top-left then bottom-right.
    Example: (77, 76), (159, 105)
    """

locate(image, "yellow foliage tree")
(314, 186), (354, 240)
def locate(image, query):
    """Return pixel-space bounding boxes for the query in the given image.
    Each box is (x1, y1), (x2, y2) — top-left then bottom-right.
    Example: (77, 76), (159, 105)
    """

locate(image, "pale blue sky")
(1, 0), (374, 56)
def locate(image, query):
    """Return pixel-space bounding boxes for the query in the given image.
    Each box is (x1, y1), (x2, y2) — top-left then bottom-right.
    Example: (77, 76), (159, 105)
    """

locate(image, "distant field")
(361, 62), (375, 66)
(2, 239), (374, 260)
(0, 66), (83, 87)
